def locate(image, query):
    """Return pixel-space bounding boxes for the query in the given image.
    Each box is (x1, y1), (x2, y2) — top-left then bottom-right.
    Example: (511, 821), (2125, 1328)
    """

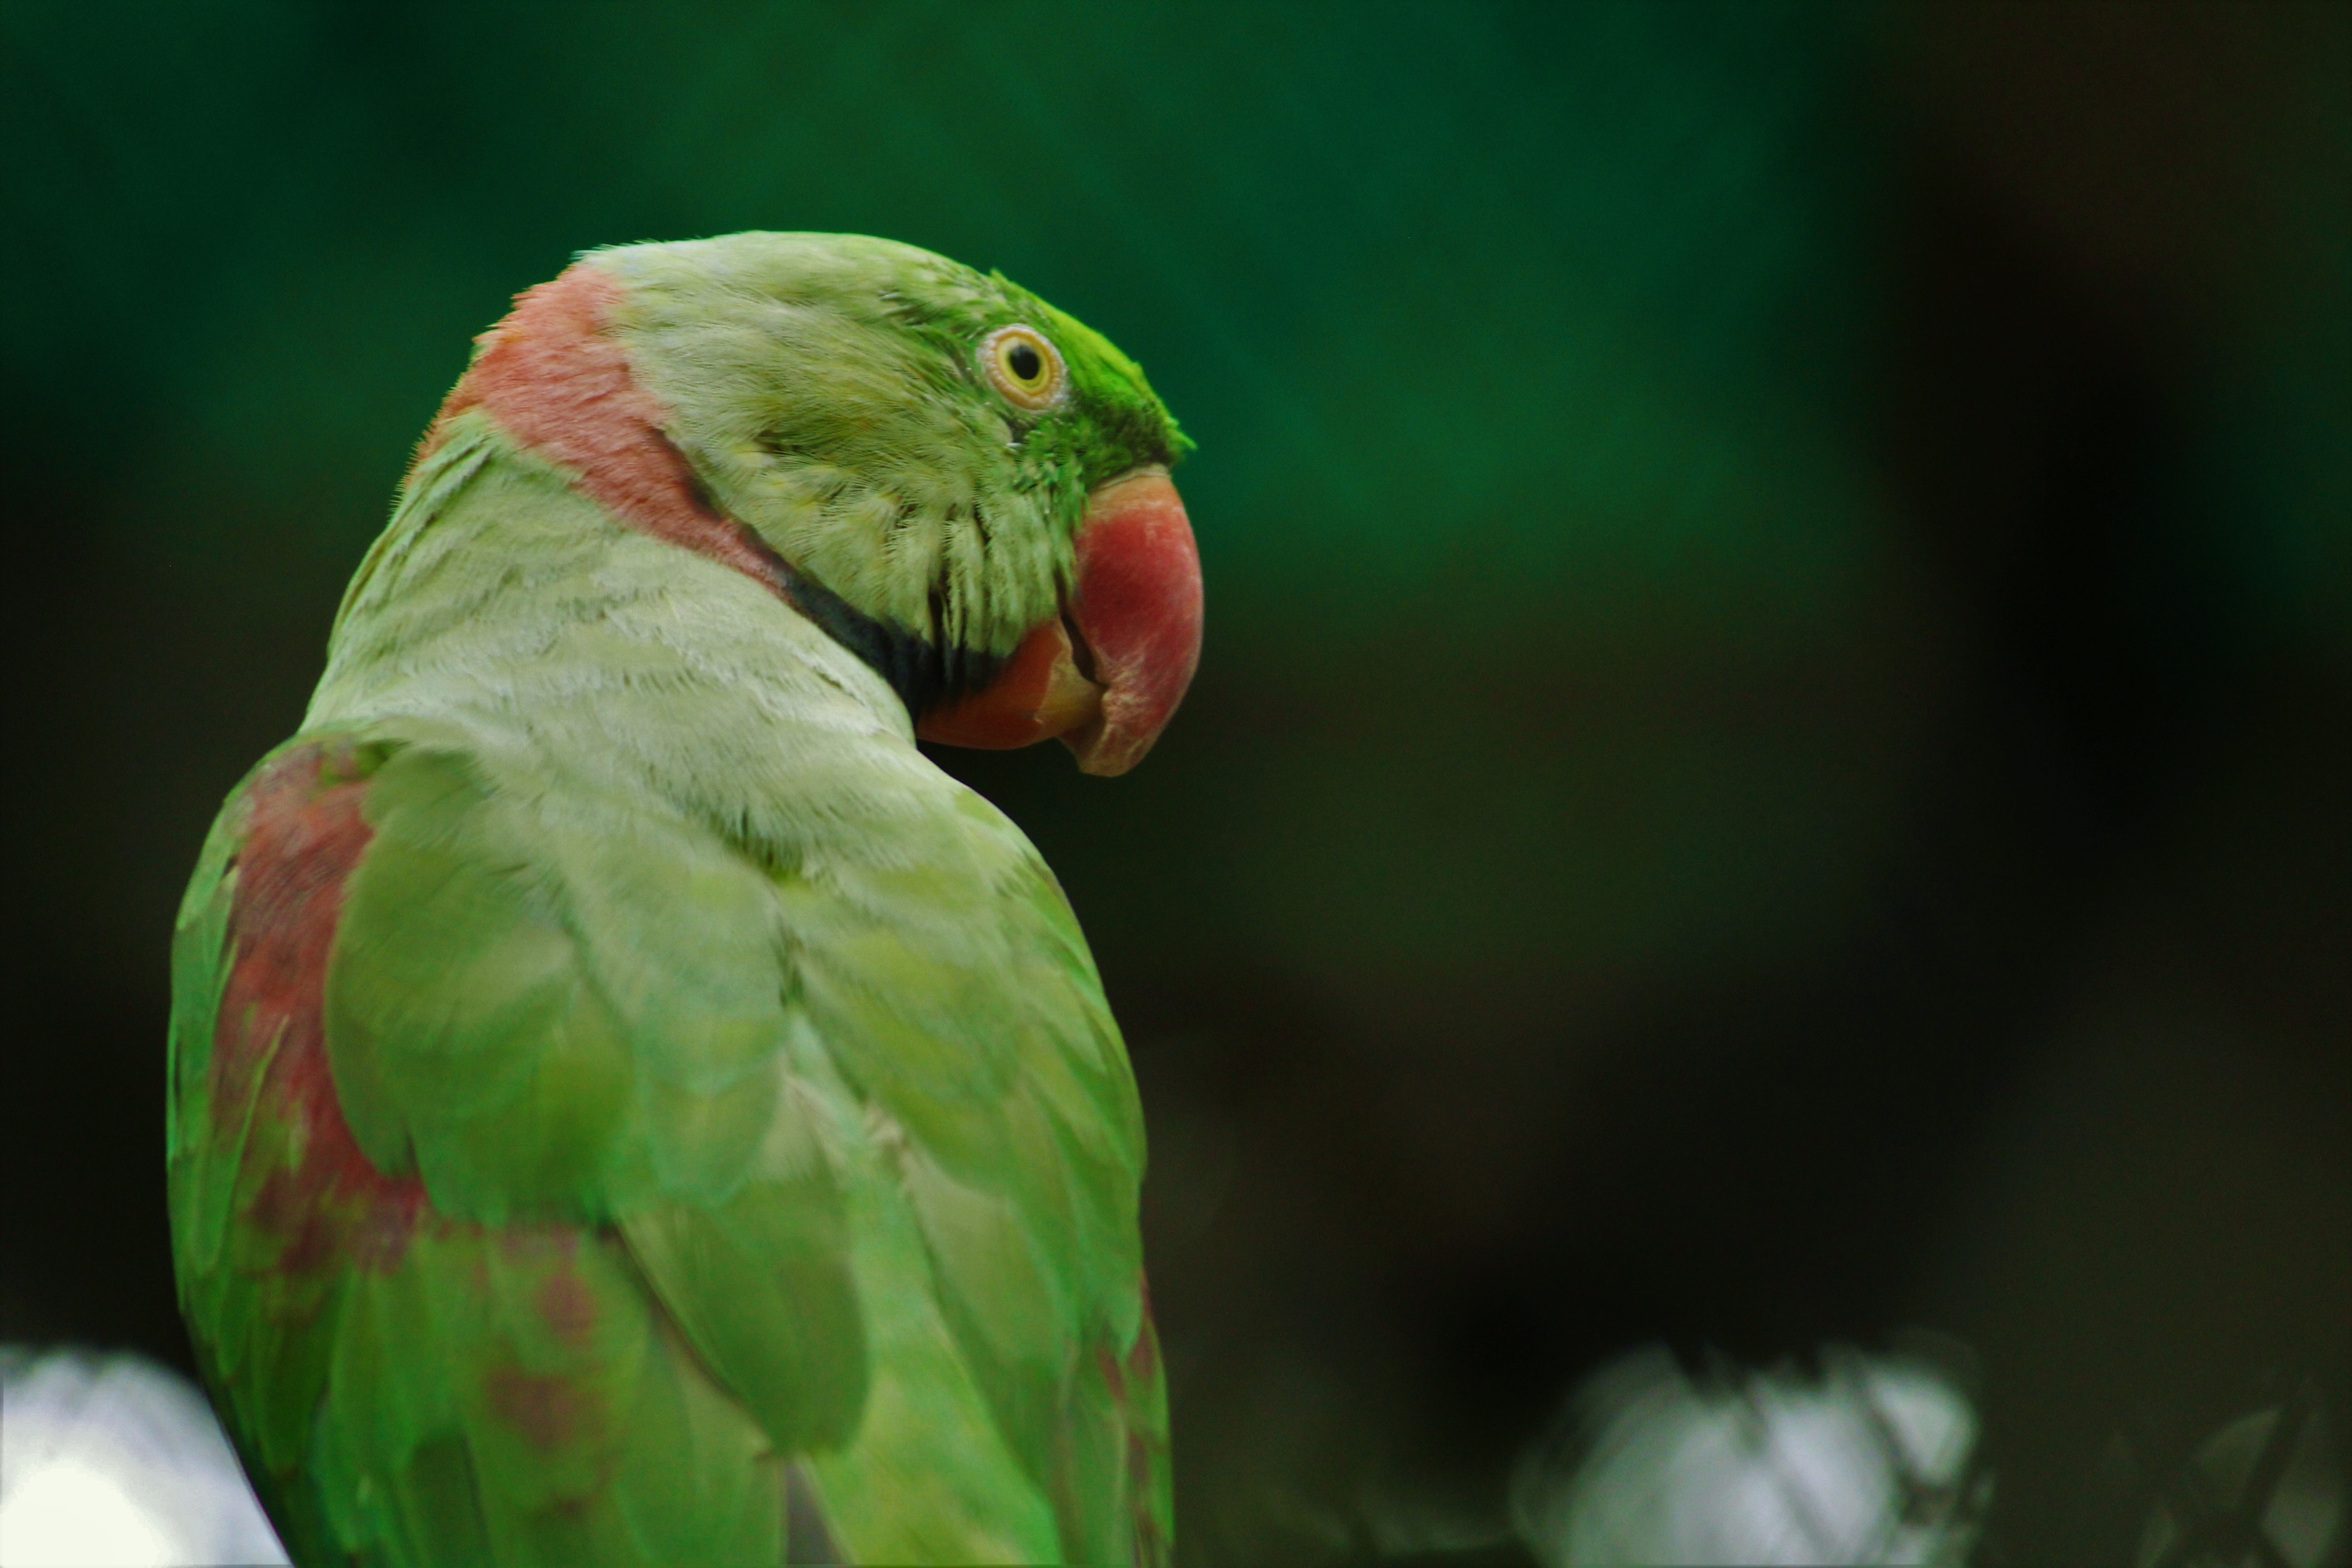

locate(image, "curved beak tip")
(1059, 467), (1202, 777)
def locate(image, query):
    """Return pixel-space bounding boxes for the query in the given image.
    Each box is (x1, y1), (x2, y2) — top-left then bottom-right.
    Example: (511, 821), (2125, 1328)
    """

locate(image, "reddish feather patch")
(1088, 1274), (1170, 1568)
(535, 1262), (599, 1348)
(218, 750), (621, 1479)
(417, 264), (787, 598)
(215, 741), (425, 1276)
(485, 1367), (596, 1452)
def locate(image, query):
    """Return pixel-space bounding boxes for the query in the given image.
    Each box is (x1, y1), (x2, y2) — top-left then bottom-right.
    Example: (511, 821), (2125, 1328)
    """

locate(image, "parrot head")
(423, 231), (1201, 775)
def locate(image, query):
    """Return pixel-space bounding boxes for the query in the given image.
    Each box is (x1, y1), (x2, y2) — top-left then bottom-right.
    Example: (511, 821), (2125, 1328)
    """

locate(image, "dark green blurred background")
(4, 4), (2346, 1562)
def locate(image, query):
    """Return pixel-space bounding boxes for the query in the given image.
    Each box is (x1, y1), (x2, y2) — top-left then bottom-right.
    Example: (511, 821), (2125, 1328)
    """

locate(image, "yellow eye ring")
(980, 323), (1067, 411)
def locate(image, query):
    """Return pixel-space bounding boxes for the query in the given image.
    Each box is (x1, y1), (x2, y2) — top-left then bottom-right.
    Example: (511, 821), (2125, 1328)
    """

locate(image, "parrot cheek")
(914, 466), (1201, 773)
(1059, 467), (1203, 777)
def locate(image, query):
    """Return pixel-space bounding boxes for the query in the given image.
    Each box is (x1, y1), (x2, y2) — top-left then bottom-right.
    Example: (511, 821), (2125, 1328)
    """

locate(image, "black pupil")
(1007, 342), (1043, 382)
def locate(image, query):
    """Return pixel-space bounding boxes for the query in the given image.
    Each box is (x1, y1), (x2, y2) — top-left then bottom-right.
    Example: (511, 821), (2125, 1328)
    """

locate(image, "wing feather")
(171, 714), (1168, 1564)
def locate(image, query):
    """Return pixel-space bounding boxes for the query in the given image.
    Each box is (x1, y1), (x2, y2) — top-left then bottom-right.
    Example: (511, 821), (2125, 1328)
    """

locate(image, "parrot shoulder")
(170, 710), (1166, 1562)
(167, 725), (849, 1564)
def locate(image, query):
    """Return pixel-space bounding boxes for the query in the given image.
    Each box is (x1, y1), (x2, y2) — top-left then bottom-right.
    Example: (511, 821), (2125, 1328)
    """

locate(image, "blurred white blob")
(2136, 1392), (2344, 1568)
(0, 1348), (287, 1568)
(1513, 1343), (1987, 1567)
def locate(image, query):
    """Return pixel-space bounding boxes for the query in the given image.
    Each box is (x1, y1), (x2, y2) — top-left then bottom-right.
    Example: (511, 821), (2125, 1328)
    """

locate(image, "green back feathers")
(174, 371), (1171, 1563)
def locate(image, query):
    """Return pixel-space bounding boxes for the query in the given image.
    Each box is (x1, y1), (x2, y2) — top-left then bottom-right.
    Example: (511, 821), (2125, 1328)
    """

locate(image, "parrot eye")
(980, 324), (1067, 411)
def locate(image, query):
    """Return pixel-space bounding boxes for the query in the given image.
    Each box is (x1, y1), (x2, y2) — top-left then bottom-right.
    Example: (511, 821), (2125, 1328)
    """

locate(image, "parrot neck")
(408, 259), (1006, 724)
(305, 413), (936, 858)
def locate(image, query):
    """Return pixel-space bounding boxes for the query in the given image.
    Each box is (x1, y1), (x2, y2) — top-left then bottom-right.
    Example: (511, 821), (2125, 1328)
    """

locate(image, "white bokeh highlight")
(0, 1348), (286, 1568)
(1514, 1343), (1986, 1566)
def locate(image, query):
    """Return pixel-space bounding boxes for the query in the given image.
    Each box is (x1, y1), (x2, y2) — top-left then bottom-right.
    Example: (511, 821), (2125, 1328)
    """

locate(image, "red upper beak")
(916, 466), (1202, 776)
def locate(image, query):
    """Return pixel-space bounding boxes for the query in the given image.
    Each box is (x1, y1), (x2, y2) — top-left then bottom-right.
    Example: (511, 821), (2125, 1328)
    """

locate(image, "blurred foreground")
(0, 1349), (285, 1568)
(5, 1339), (2337, 1566)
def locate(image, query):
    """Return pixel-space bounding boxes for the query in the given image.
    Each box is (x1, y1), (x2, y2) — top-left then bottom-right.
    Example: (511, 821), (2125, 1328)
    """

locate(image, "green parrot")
(165, 232), (1202, 1566)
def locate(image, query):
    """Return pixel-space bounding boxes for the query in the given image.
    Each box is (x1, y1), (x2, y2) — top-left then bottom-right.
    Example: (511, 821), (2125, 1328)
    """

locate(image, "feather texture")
(171, 231), (1182, 1566)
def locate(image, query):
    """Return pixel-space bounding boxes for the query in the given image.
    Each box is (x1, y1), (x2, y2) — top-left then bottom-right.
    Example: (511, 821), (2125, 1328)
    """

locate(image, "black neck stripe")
(781, 568), (1005, 718)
